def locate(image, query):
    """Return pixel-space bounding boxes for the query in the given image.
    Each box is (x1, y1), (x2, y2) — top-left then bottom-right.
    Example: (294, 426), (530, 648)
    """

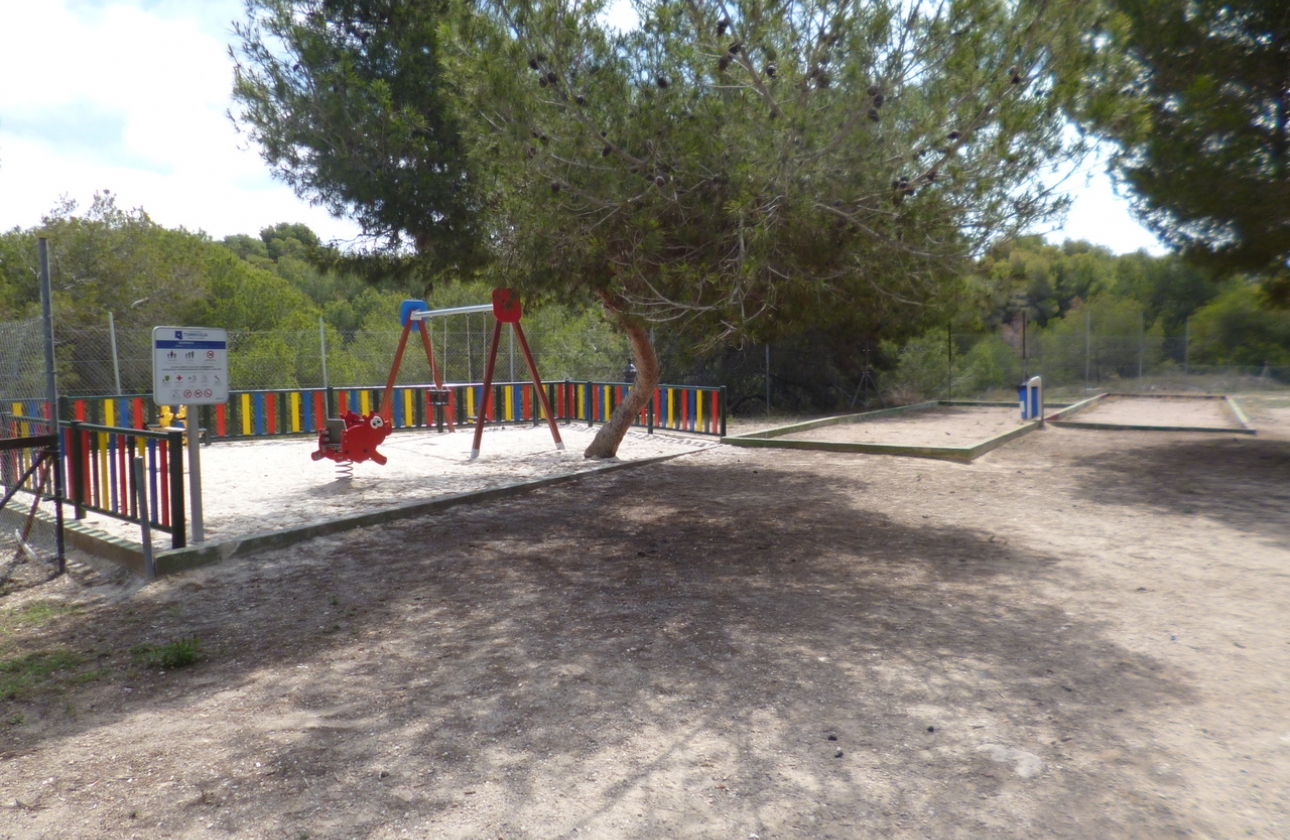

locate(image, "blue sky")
(0, 0), (1165, 255)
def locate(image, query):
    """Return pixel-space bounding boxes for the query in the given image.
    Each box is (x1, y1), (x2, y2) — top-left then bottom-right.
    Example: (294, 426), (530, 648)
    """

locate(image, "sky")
(0, 0), (1165, 255)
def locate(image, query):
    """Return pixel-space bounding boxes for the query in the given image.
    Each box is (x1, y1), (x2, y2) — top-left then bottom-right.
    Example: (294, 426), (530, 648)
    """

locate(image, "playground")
(1, 396), (1287, 838)
(70, 424), (713, 549)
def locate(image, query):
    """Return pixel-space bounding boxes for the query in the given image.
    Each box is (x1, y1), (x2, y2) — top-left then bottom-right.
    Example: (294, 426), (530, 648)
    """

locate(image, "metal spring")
(335, 459), (354, 481)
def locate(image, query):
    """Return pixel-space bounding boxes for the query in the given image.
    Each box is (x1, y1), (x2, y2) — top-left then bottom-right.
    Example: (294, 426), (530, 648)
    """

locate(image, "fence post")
(38, 237), (65, 572)
(765, 343), (771, 416)
(719, 386), (727, 437)
(1021, 311), (1028, 382)
(1183, 318), (1189, 374)
(131, 455), (155, 581)
(1084, 308), (1091, 391)
(1138, 311), (1145, 384)
(947, 324), (953, 402)
(647, 388), (655, 435)
(108, 312), (123, 396)
(166, 430), (186, 550)
(66, 420), (85, 520)
(319, 316), (329, 392)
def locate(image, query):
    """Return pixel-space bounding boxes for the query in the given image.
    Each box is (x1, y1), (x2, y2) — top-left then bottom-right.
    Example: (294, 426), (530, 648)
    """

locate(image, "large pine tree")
(1096, 0), (1290, 300)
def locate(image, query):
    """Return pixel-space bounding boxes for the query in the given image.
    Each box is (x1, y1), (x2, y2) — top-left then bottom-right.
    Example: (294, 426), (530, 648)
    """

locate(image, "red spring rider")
(311, 410), (391, 466)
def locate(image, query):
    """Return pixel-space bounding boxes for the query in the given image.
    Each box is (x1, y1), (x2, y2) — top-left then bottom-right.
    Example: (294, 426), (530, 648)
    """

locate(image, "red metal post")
(512, 322), (564, 450)
(381, 321), (415, 421)
(470, 319), (504, 459)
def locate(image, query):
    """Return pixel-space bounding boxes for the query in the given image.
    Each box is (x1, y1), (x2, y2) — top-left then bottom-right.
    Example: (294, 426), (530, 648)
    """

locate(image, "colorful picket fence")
(57, 380), (726, 442)
(1, 403), (58, 510)
(61, 421), (186, 549)
(3, 404), (187, 550)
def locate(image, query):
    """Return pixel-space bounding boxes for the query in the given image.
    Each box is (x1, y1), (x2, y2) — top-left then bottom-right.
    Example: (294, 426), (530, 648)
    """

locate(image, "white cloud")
(0, 0), (361, 242)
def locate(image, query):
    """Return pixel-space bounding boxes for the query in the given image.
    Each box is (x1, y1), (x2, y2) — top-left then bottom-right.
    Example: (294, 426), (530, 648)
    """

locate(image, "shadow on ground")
(1070, 435), (1290, 545)
(2, 458), (1202, 839)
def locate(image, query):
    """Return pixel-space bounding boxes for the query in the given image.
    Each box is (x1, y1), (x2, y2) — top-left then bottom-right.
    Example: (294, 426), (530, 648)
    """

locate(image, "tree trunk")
(584, 295), (660, 459)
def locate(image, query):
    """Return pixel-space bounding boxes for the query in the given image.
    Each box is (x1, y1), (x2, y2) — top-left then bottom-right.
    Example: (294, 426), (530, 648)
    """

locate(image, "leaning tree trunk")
(584, 294), (660, 459)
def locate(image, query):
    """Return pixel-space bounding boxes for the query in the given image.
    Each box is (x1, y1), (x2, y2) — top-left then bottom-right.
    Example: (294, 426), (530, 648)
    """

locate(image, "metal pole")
(37, 238), (65, 572)
(132, 455), (155, 581)
(1184, 318), (1190, 374)
(765, 343), (771, 416)
(186, 405), (203, 542)
(470, 320), (503, 459)
(108, 311), (123, 395)
(947, 324), (953, 401)
(319, 316), (329, 390)
(1021, 311), (1028, 382)
(509, 328), (515, 382)
(1084, 308), (1091, 391)
(512, 322), (564, 450)
(1138, 311), (1145, 384)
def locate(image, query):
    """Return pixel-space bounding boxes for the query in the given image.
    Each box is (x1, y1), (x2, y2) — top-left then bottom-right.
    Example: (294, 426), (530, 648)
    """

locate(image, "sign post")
(152, 327), (229, 544)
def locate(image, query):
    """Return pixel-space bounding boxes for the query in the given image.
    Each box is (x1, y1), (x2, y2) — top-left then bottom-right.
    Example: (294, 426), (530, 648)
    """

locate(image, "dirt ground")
(779, 406), (1025, 447)
(1068, 396), (1243, 429)
(1, 397), (1289, 839)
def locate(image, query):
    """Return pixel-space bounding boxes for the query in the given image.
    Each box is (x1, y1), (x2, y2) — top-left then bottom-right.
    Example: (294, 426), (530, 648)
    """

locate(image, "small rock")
(834, 750), (844, 758)
(927, 726), (935, 733)
(976, 744), (1044, 779)
(827, 734), (838, 741)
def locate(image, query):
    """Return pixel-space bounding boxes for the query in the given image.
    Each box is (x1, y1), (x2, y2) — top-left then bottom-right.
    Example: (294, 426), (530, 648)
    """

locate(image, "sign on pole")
(152, 327), (227, 546)
(152, 327), (229, 405)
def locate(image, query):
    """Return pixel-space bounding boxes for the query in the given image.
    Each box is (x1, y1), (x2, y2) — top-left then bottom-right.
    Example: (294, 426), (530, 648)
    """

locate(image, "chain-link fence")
(40, 316), (1290, 419)
(54, 314), (633, 397)
(0, 314), (63, 591)
(885, 328), (1290, 404)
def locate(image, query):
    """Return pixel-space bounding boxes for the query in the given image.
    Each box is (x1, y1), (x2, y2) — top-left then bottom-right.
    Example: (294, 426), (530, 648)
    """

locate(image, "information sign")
(152, 326), (229, 405)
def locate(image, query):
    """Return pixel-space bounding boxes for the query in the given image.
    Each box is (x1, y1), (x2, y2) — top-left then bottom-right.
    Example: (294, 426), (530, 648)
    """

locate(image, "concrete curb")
(1046, 393), (1108, 422)
(723, 402), (1042, 463)
(1050, 392), (1256, 435)
(725, 401), (941, 440)
(1226, 396), (1256, 433)
(69, 450), (700, 577)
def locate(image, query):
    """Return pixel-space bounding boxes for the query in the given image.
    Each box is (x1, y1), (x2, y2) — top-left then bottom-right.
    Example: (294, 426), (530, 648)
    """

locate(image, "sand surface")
(779, 405), (1026, 447)
(75, 425), (716, 548)
(1069, 396), (1240, 428)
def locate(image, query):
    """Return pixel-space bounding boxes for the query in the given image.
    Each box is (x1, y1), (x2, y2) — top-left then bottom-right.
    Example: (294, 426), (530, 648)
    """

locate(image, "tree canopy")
(1095, 0), (1290, 299)
(231, 0), (487, 279)
(460, 0), (1124, 343)
(228, 0), (1132, 453)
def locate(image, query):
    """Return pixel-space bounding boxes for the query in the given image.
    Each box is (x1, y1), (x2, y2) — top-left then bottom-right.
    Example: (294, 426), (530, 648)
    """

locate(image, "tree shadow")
(2, 458), (1206, 838)
(1069, 435), (1290, 545)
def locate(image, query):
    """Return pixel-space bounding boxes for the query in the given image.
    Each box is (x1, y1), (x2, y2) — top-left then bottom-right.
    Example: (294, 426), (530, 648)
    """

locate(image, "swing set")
(311, 288), (563, 470)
